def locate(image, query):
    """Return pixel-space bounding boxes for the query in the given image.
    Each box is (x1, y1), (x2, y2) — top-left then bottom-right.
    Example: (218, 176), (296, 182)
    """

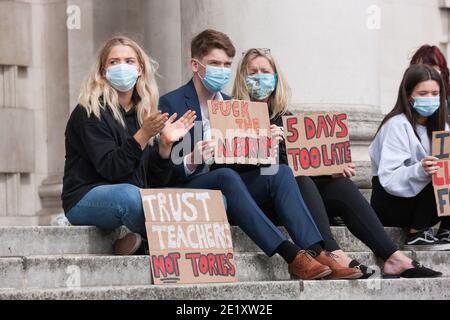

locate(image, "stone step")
(1, 251), (448, 289)
(1, 277), (450, 300)
(0, 226), (406, 257)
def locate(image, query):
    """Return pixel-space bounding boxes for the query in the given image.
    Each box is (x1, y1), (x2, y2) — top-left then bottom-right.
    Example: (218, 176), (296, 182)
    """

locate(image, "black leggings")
(371, 177), (450, 231)
(295, 176), (399, 261)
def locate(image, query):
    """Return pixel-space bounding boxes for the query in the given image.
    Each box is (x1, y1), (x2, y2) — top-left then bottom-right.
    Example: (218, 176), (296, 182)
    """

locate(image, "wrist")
(158, 141), (172, 159)
(186, 151), (195, 165)
(184, 153), (198, 172)
(159, 133), (172, 148)
(134, 130), (151, 150)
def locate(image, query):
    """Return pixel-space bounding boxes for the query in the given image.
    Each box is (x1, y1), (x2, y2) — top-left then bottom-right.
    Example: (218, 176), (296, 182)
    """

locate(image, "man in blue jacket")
(158, 29), (362, 280)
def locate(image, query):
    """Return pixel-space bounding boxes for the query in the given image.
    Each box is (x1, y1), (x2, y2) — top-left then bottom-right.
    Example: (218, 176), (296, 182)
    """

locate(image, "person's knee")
(117, 184), (146, 234)
(215, 168), (242, 186)
(278, 164), (293, 176)
(124, 184), (143, 209)
(330, 177), (358, 193)
(273, 164), (295, 182)
(114, 184), (143, 216)
(295, 175), (312, 188)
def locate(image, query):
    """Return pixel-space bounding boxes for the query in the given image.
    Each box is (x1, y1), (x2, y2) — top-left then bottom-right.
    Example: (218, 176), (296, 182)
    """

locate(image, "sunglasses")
(242, 48), (271, 56)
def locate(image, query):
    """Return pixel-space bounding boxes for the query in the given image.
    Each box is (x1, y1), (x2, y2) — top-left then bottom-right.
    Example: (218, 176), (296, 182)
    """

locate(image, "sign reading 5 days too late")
(283, 112), (352, 176)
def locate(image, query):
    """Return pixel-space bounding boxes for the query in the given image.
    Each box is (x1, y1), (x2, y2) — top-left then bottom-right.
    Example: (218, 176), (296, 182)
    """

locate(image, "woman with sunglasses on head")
(232, 48), (442, 278)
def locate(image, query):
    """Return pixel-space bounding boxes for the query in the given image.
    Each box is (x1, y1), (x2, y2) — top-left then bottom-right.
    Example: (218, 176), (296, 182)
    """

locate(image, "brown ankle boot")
(113, 232), (143, 255)
(288, 250), (332, 280)
(314, 251), (363, 280)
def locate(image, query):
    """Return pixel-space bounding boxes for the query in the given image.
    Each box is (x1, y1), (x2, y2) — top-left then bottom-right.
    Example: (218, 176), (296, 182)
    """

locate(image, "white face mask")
(194, 59), (231, 93)
(106, 64), (139, 92)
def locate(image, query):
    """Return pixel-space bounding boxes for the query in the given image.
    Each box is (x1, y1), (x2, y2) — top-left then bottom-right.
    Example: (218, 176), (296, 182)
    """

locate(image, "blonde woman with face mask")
(232, 48), (441, 279)
(62, 36), (196, 255)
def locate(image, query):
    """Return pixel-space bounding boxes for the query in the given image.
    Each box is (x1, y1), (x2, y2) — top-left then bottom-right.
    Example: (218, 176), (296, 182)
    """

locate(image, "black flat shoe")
(382, 260), (442, 279)
(349, 260), (376, 279)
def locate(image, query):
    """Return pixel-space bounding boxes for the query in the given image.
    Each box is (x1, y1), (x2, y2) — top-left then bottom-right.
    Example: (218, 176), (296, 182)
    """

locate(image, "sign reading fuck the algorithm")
(208, 99), (276, 165)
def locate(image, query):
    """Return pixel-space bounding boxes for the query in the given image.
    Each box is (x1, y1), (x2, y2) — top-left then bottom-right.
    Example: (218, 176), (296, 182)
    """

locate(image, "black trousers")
(371, 177), (450, 231)
(295, 176), (398, 261)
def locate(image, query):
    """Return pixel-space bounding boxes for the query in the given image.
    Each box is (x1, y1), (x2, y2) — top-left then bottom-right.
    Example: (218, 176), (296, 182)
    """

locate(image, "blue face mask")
(106, 64), (139, 92)
(196, 60), (231, 93)
(412, 96), (440, 117)
(245, 73), (277, 101)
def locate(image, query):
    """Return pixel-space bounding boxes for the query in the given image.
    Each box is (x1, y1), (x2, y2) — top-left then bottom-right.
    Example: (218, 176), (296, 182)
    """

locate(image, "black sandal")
(382, 260), (442, 279)
(349, 260), (376, 279)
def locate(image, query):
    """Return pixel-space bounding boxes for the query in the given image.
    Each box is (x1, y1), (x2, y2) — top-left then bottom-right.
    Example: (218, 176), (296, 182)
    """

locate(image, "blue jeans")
(66, 184), (228, 238)
(66, 184), (147, 237)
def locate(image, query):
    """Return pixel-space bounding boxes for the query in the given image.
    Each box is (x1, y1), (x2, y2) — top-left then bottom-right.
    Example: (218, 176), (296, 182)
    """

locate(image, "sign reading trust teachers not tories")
(140, 188), (238, 285)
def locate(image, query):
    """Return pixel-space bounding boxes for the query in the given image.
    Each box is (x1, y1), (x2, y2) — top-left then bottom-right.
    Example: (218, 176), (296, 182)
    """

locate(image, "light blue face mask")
(245, 73), (277, 101)
(106, 64), (139, 92)
(412, 96), (440, 117)
(196, 60), (231, 93)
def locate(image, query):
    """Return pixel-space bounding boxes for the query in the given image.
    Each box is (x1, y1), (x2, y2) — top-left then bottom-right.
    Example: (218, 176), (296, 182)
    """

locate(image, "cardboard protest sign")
(208, 99), (276, 165)
(432, 131), (450, 216)
(140, 188), (238, 285)
(282, 112), (352, 176)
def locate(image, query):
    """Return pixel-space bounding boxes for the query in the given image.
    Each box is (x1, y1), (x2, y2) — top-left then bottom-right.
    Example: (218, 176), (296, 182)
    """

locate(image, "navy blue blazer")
(159, 79), (231, 181)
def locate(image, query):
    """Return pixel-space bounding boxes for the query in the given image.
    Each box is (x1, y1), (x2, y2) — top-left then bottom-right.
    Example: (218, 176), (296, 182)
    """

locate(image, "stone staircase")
(0, 225), (449, 300)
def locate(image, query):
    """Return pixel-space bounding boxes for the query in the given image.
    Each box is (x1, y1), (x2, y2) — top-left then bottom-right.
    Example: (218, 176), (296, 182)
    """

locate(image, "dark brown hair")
(376, 64), (448, 140)
(191, 29), (236, 59)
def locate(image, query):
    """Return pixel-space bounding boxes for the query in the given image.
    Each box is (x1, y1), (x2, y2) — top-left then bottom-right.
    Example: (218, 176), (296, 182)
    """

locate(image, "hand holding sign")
(343, 163), (356, 178)
(421, 156), (440, 175)
(332, 163), (356, 178)
(195, 140), (216, 164)
(271, 124), (285, 144)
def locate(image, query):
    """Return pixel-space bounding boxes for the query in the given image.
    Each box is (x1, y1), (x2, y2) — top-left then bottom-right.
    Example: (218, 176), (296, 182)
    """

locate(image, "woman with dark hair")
(370, 64), (450, 251)
(410, 45), (450, 114)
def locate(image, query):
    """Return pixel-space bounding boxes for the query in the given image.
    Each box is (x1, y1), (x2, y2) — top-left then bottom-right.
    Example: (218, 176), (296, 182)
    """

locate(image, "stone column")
(143, 0), (183, 95)
(35, 0), (70, 224)
(0, 0), (34, 225)
(0, 0), (70, 225)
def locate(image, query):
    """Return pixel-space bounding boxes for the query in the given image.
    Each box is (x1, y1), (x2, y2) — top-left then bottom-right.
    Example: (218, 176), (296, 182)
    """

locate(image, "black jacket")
(270, 111), (291, 165)
(61, 104), (173, 213)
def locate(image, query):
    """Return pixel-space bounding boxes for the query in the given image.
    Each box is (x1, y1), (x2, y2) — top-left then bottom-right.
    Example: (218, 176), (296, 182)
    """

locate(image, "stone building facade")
(1, 0), (449, 225)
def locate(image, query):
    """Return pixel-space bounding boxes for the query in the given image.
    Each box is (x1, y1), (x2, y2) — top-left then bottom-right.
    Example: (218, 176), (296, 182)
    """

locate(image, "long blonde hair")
(78, 36), (159, 128)
(232, 48), (291, 118)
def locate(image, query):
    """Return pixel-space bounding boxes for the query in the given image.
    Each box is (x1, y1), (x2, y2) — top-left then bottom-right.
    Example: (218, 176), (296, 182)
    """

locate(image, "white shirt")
(183, 92), (224, 176)
(369, 113), (442, 197)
